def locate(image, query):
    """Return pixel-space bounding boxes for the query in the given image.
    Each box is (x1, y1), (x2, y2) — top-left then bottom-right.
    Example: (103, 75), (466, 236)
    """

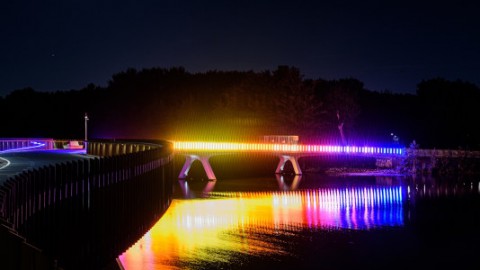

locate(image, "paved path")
(0, 149), (94, 184)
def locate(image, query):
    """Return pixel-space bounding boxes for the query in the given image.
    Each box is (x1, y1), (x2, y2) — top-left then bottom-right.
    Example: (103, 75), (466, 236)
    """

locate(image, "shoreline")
(322, 167), (404, 176)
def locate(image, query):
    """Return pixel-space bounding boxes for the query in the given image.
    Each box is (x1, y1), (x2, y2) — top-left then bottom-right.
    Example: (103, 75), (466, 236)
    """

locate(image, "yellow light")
(119, 187), (404, 269)
(172, 141), (404, 157)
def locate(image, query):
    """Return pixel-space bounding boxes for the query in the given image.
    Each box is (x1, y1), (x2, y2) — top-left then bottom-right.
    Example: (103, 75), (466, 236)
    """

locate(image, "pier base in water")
(275, 155), (302, 175)
(178, 154), (216, 180)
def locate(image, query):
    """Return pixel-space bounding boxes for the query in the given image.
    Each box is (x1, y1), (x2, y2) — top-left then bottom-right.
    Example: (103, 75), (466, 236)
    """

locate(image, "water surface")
(119, 175), (480, 269)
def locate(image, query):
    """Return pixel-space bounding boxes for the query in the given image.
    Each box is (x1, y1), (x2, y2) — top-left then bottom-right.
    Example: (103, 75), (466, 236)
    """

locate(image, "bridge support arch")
(178, 154), (216, 180)
(276, 155), (302, 175)
(178, 154), (304, 180)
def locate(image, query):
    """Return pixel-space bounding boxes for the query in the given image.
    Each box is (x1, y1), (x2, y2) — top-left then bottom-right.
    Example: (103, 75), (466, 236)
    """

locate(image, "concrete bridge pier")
(276, 155), (302, 175)
(178, 154), (216, 180)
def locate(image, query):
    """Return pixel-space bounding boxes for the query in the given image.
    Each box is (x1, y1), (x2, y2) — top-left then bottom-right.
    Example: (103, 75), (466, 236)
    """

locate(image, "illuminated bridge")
(173, 141), (405, 180)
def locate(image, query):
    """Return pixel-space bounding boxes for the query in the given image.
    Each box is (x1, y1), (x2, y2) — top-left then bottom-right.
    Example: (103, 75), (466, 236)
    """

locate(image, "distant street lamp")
(84, 113), (89, 142)
(390, 132), (399, 144)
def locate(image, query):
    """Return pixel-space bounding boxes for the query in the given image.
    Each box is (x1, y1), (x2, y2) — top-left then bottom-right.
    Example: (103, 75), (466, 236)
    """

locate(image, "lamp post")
(84, 113), (89, 144)
(390, 132), (399, 144)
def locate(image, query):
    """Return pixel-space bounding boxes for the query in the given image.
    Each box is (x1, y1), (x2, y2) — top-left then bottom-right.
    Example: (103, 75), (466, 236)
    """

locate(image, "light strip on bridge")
(0, 141), (46, 154)
(173, 141), (404, 155)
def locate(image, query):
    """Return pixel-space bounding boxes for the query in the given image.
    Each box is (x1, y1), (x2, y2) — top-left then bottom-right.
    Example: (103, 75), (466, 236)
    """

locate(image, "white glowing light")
(0, 157), (11, 170)
(173, 141), (404, 156)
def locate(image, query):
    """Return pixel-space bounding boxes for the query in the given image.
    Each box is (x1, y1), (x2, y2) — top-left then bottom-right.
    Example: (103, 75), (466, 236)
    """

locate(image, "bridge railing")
(86, 140), (162, 156)
(0, 140), (174, 231)
(407, 148), (480, 158)
(0, 138), (91, 152)
(0, 138), (55, 152)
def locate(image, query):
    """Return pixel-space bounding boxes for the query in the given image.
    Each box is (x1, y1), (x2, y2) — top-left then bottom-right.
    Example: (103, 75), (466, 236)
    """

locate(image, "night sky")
(1, 0), (479, 96)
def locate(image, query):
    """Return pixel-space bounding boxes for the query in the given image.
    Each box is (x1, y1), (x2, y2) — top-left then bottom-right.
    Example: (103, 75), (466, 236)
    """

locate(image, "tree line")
(1, 66), (479, 149)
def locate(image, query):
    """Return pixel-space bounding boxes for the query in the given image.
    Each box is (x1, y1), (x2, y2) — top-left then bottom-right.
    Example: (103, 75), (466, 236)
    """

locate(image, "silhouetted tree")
(316, 78), (362, 144)
(2, 66), (479, 150)
(416, 78), (480, 149)
(268, 66), (326, 141)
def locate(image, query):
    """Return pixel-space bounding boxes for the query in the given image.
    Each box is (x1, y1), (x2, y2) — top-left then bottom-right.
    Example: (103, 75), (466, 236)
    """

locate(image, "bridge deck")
(0, 149), (92, 184)
(173, 141), (405, 180)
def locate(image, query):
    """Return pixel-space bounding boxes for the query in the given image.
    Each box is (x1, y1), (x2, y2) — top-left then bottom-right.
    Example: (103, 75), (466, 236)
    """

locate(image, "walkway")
(0, 149), (93, 184)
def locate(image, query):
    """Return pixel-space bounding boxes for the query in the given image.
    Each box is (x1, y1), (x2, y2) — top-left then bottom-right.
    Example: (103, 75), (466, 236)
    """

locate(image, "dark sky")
(1, 0), (479, 96)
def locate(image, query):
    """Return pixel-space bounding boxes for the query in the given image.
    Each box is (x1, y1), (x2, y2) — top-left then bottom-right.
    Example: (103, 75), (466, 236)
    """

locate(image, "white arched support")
(275, 155), (303, 175)
(178, 154), (217, 180)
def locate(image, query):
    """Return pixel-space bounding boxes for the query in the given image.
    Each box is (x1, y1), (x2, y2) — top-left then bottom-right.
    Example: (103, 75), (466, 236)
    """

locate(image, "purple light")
(173, 141), (405, 156)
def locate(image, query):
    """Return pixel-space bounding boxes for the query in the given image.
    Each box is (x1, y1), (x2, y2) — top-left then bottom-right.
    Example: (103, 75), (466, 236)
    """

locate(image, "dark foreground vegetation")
(1, 66), (479, 149)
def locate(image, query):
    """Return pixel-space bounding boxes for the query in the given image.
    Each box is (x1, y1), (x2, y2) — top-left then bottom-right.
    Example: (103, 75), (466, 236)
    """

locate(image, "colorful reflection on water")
(119, 183), (405, 269)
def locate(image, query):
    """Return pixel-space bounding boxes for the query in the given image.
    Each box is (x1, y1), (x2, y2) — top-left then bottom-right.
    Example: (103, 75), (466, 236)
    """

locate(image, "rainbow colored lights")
(119, 185), (405, 269)
(213, 186), (405, 229)
(173, 141), (404, 155)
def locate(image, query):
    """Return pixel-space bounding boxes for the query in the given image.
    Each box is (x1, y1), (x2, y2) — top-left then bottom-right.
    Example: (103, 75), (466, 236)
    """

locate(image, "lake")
(118, 174), (480, 269)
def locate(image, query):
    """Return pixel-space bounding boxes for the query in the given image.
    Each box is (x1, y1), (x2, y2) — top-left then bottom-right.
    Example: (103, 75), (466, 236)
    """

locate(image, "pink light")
(173, 141), (404, 156)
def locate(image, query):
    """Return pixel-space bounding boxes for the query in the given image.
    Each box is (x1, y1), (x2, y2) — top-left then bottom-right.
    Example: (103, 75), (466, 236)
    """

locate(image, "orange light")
(173, 141), (404, 155)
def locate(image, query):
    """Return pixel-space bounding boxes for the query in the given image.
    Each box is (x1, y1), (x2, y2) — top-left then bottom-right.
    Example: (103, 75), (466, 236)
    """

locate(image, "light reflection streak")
(202, 180), (216, 195)
(178, 180), (194, 199)
(119, 186), (405, 269)
(0, 157), (11, 170)
(275, 174), (302, 190)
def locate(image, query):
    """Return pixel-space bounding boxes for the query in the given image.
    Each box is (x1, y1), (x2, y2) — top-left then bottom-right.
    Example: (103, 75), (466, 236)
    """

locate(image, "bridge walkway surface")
(0, 149), (94, 185)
